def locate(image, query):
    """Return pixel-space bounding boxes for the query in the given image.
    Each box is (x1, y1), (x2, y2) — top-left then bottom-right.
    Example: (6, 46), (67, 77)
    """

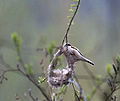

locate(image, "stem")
(14, 46), (52, 101)
(82, 63), (108, 101)
(62, 0), (81, 45)
(18, 66), (52, 101)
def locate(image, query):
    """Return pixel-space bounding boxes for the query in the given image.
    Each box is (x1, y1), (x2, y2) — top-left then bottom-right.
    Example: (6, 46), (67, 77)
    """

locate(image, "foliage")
(11, 32), (22, 52)
(0, 0), (120, 101)
(24, 63), (34, 75)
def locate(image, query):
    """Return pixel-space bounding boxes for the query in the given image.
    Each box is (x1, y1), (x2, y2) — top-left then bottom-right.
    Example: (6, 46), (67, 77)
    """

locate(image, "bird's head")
(64, 43), (71, 47)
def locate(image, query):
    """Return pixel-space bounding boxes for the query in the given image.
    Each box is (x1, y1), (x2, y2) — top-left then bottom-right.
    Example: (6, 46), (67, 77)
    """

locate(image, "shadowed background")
(0, 0), (120, 101)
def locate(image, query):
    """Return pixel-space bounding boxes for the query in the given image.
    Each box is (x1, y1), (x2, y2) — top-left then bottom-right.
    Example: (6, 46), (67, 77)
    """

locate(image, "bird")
(63, 43), (94, 65)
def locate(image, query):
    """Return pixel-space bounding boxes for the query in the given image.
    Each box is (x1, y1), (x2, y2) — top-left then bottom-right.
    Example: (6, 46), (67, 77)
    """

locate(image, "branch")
(11, 33), (52, 101)
(71, 75), (87, 101)
(16, 56), (52, 101)
(28, 88), (39, 101)
(0, 64), (50, 101)
(105, 87), (120, 101)
(62, 0), (81, 45)
(72, 84), (80, 101)
(104, 58), (120, 101)
(0, 69), (19, 84)
(82, 63), (107, 100)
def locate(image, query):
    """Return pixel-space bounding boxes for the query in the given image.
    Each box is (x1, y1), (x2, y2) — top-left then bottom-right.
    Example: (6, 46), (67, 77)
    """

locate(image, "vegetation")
(0, 0), (120, 101)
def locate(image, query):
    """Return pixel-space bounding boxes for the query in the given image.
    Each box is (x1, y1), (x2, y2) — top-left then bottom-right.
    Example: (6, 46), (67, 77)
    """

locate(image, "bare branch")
(62, 0), (81, 45)
(28, 88), (39, 101)
(0, 69), (19, 84)
(72, 75), (87, 101)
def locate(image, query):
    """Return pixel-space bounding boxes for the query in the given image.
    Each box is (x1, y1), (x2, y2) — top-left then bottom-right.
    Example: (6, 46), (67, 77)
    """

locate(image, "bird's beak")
(81, 56), (94, 65)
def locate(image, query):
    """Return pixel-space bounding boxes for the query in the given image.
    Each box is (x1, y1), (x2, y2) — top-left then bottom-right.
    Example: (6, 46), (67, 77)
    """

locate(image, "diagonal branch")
(0, 69), (19, 84)
(72, 75), (87, 101)
(16, 55), (52, 101)
(62, 0), (81, 45)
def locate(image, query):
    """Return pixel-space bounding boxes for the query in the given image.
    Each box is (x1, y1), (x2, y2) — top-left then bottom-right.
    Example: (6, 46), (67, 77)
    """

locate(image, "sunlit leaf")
(116, 55), (120, 63)
(96, 75), (102, 85)
(73, 0), (79, 1)
(86, 94), (90, 101)
(67, 16), (72, 19)
(106, 64), (112, 74)
(24, 63), (34, 75)
(69, 8), (74, 13)
(71, 4), (77, 7)
(38, 77), (45, 84)
(91, 87), (96, 94)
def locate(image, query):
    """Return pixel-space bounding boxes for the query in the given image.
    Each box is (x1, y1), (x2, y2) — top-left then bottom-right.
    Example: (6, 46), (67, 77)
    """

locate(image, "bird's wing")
(71, 46), (84, 56)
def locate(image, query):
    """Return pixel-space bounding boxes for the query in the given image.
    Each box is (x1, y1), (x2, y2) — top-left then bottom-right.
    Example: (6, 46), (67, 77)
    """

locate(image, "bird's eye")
(66, 43), (71, 46)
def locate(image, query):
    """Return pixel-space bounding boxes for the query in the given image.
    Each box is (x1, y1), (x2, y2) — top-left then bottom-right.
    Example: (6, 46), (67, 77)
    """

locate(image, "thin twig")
(17, 50), (26, 72)
(17, 60), (52, 101)
(72, 84), (80, 101)
(62, 0), (81, 45)
(73, 75), (87, 101)
(105, 87), (120, 101)
(28, 89), (37, 101)
(17, 64), (52, 101)
(12, 39), (52, 101)
(0, 69), (19, 83)
(104, 60), (120, 101)
(82, 63), (107, 100)
(0, 54), (14, 69)
(11, 41), (52, 101)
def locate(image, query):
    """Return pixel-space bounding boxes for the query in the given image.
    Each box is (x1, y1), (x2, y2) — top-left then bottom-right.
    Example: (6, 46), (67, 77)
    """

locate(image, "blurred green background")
(0, 0), (120, 101)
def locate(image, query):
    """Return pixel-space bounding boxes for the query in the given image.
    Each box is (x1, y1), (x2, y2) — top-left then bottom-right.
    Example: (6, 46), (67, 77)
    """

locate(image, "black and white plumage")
(63, 43), (94, 65)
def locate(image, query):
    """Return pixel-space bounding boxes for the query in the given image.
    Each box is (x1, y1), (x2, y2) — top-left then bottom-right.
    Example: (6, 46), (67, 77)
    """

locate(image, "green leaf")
(116, 55), (120, 63)
(91, 87), (96, 94)
(67, 16), (72, 19)
(69, 8), (74, 13)
(47, 41), (55, 56)
(47, 47), (52, 55)
(11, 32), (22, 52)
(86, 94), (90, 101)
(24, 63), (34, 75)
(106, 64), (112, 74)
(11, 32), (22, 45)
(61, 84), (66, 93)
(71, 4), (77, 7)
(17, 37), (22, 46)
(50, 41), (55, 49)
(53, 56), (62, 68)
(73, 0), (79, 1)
(57, 85), (67, 99)
(11, 32), (18, 43)
(71, 21), (74, 25)
(16, 56), (21, 61)
(96, 75), (101, 80)
(38, 77), (45, 84)
(67, 21), (74, 26)
(96, 75), (102, 85)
